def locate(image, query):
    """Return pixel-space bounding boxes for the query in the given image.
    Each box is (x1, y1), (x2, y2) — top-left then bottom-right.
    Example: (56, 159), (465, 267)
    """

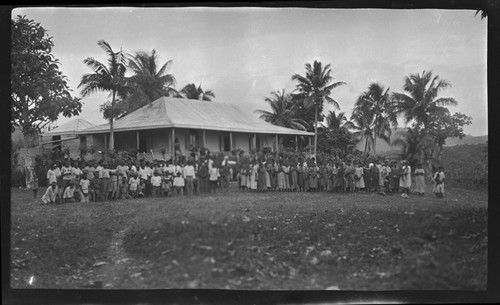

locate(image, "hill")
(444, 135), (488, 146)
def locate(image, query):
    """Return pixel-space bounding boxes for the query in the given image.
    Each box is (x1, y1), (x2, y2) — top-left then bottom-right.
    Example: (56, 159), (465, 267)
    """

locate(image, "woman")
(344, 161), (355, 193)
(297, 162), (305, 191)
(399, 161), (411, 195)
(249, 162), (258, 192)
(355, 162), (365, 192)
(277, 162), (285, 191)
(258, 162), (267, 192)
(336, 162), (345, 192)
(283, 162), (290, 191)
(309, 164), (318, 192)
(414, 163), (426, 196)
(290, 163), (298, 191)
(239, 165), (248, 191)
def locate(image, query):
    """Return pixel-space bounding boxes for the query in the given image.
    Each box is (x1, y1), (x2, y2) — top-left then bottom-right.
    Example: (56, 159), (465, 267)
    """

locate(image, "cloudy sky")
(13, 6), (487, 136)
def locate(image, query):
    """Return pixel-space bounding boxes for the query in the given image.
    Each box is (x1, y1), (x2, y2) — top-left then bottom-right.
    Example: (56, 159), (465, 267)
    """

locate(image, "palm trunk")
(109, 90), (116, 151)
(364, 136), (368, 155)
(373, 137), (377, 155)
(314, 102), (318, 156)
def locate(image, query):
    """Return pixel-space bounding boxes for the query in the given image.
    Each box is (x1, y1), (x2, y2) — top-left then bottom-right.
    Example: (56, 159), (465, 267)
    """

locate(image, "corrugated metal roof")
(44, 118), (96, 136)
(77, 97), (314, 136)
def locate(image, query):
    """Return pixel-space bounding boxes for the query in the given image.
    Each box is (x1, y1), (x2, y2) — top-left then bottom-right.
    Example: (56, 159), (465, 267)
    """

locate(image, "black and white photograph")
(6, 2), (493, 303)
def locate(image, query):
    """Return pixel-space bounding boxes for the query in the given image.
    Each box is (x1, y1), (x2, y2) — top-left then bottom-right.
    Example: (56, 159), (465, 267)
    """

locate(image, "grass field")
(10, 184), (487, 290)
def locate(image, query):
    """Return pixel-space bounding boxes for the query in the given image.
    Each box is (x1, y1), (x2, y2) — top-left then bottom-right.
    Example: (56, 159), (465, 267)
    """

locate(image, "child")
(119, 176), (131, 199)
(209, 165), (219, 193)
(137, 179), (146, 198)
(433, 166), (446, 198)
(129, 173), (140, 198)
(415, 163), (426, 196)
(173, 172), (185, 196)
(162, 172), (173, 197)
(28, 165), (39, 200)
(90, 177), (100, 202)
(151, 172), (162, 197)
(41, 181), (58, 205)
(79, 173), (90, 202)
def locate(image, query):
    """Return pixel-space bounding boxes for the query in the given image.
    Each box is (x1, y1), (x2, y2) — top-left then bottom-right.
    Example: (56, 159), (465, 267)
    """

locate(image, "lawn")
(10, 184), (487, 290)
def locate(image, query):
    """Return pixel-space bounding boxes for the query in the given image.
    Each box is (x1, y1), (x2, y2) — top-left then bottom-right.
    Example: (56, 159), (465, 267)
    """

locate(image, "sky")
(13, 6), (488, 136)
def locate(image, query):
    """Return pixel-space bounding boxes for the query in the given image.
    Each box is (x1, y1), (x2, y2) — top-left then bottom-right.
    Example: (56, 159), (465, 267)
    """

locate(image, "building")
(77, 96), (314, 159)
(41, 118), (96, 159)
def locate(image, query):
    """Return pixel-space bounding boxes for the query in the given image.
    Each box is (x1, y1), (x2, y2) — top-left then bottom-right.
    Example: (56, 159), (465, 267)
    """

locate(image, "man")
(100, 162), (111, 201)
(61, 160), (74, 192)
(183, 160), (195, 196)
(63, 181), (79, 203)
(197, 159), (209, 194)
(41, 181), (59, 205)
(46, 163), (59, 185)
(220, 164), (230, 192)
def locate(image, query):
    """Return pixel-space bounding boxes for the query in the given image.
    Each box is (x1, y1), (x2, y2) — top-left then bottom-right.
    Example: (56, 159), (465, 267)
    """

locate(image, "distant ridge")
(355, 128), (488, 153)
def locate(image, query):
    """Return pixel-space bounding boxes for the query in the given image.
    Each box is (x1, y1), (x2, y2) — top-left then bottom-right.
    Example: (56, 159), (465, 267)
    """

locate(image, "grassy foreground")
(10, 184), (487, 290)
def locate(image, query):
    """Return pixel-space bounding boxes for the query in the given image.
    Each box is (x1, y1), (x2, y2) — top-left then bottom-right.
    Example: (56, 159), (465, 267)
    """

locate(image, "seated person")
(63, 181), (80, 203)
(41, 181), (59, 205)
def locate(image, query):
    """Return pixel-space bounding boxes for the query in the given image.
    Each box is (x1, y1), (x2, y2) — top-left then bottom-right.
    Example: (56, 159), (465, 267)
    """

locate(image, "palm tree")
(323, 110), (349, 131)
(391, 70), (458, 129)
(352, 83), (397, 154)
(122, 49), (177, 115)
(346, 110), (375, 155)
(79, 40), (127, 151)
(180, 83), (215, 101)
(391, 127), (436, 169)
(254, 89), (309, 131)
(292, 60), (345, 156)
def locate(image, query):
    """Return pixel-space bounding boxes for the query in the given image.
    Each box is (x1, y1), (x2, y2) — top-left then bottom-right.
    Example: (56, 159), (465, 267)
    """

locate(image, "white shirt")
(209, 167), (219, 181)
(139, 167), (148, 180)
(183, 165), (195, 178)
(173, 176), (185, 187)
(47, 169), (58, 184)
(151, 176), (162, 187)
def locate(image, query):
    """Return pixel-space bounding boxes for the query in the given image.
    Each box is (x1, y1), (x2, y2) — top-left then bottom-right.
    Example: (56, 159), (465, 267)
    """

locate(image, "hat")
(176, 172), (182, 176)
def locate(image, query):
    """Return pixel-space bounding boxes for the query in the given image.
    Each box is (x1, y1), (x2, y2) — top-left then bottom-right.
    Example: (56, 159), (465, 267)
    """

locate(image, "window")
(52, 135), (61, 152)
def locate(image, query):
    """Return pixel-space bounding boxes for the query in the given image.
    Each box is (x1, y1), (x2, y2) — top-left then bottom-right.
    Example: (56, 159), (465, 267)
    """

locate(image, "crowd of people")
(34, 154), (446, 205)
(236, 158), (445, 198)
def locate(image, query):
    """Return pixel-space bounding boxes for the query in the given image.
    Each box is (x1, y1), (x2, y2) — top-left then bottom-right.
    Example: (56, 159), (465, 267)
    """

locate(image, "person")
(290, 163), (298, 191)
(309, 164), (318, 192)
(400, 160), (411, 195)
(79, 172), (90, 202)
(63, 181), (79, 203)
(109, 167), (119, 200)
(28, 165), (39, 200)
(389, 161), (400, 193)
(370, 163), (380, 192)
(119, 176), (131, 199)
(174, 137), (182, 159)
(363, 163), (371, 193)
(276, 162), (285, 191)
(41, 181), (58, 205)
(297, 161), (305, 192)
(239, 166), (248, 191)
(145, 161), (154, 197)
(265, 162), (272, 191)
(270, 160), (278, 191)
(61, 160), (74, 192)
(220, 164), (230, 192)
(344, 161), (355, 193)
(162, 171), (173, 197)
(258, 162), (267, 192)
(209, 164), (219, 193)
(414, 163), (426, 196)
(336, 162), (345, 192)
(137, 179), (146, 197)
(89, 175), (100, 202)
(433, 166), (445, 198)
(183, 160), (195, 195)
(197, 160), (209, 194)
(151, 171), (162, 197)
(47, 163), (59, 185)
(249, 162), (258, 192)
(381, 161), (391, 193)
(355, 162), (365, 192)
(283, 162), (290, 191)
(128, 173), (140, 198)
(173, 172), (185, 196)
(99, 162), (110, 201)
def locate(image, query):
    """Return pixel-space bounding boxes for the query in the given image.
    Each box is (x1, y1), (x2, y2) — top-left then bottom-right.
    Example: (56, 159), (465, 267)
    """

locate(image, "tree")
(78, 40), (127, 151)
(254, 89), (309, 131)
(292, 60), (345, 156)
(11, 15), (82, 139)
(121, 49), (177, 115)
(346, 110), (375, 155)
(180, 83), (215, 101)
(392, 70), (457, 129)
(323, 110), (349, 132)
(391, 127), (436, 169)
(352, 83), (396, 154)
(426, 112), (472, 162)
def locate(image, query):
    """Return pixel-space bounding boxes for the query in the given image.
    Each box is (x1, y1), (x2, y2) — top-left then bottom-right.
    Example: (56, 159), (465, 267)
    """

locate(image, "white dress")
(355, 167), (365, 188)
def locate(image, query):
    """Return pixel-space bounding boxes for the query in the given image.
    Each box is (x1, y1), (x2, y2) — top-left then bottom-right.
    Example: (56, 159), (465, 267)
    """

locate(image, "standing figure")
(414, 163), (426, 196)
(433, 166), (445, 198)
